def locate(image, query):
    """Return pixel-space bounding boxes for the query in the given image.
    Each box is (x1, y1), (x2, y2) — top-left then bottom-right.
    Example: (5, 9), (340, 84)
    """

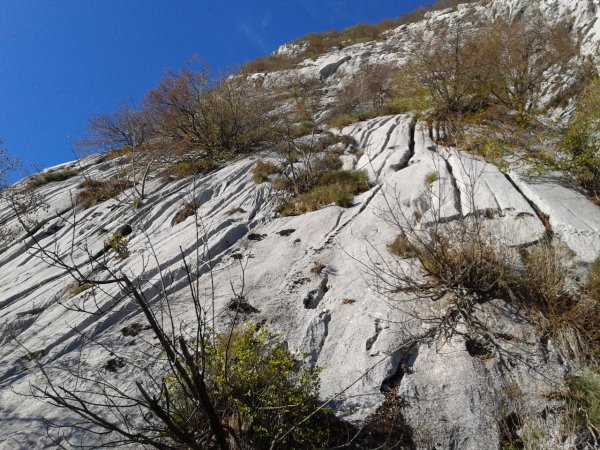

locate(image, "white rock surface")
(1, 113), (597, 449)
(2, 0), (600, 448)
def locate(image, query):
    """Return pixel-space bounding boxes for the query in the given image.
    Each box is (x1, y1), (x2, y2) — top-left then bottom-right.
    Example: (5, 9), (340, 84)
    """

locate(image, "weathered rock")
(1, 1), (599, 448)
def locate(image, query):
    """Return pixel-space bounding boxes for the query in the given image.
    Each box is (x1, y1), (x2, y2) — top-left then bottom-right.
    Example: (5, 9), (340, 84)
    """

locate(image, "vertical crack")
(438, 151), (463, 217)
(502, 172), (554, 239)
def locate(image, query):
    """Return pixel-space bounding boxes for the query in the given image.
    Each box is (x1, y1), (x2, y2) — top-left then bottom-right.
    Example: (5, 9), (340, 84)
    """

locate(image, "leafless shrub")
(145, 62), (278, 157)
(480, 16), (576, 114)
(329, 64), (400, 126)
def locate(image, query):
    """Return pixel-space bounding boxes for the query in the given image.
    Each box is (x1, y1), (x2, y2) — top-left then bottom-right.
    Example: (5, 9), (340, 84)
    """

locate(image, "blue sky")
(0, 0), (430, 176)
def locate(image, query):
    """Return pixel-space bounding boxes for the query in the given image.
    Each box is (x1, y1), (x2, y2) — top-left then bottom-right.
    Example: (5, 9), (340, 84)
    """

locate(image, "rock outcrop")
(1, 1), (599, 448)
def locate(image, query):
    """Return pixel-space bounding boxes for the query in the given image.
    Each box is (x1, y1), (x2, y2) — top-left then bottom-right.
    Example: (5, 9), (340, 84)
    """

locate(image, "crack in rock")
(303, 273), (329, 309)
(302, 310), (331, 365)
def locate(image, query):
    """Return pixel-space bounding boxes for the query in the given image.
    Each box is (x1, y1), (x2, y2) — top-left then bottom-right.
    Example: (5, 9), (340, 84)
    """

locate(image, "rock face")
(1, 1), (599, 449)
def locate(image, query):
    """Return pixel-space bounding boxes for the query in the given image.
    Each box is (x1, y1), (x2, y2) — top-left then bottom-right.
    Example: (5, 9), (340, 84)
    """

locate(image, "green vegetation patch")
(278, 170), (369, 216)
(164, 325), (343, 448)
(77, 177), (133, 209)
(329, 103), (407, 129)
(389, 234), (417, 259)
(173, 202), (198, 225)
(251, 160), (280, 184)
(104, 231), (129, 259)
(64, 283), (92, 299)
(160, 158), (218, 179)
(425, 171), (439, 185)
(565, 371), (600, 432)
(42, 169), (78, 183)
(32, 168), (78, 187)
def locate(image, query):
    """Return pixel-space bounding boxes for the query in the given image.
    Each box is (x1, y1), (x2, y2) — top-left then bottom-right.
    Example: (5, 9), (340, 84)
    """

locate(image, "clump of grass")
(100, 147), (130, 162)
(319, 151), (344, 171)
(77, 177), (133, 209)
(64, 283), (92, 299)
(290, 121), (318, 138)
(389, 235), (417, 259)
(425, 171), (439, 185)
(310, 262), (326, 275)
(331, 134), (356, 147)
(105, 232), (129, 259)
(227, 207), (246, 215)
(131, 197), (143, 209)
(240, 53), (299, 74)
(252, 160), (280, 184)
(160, 159), (218, 179)
(173, 202), (197, 225)
(585, 256), (600, 300)
(564, 371), (600, 433)
(329, 113), (360, 130)
(279, 184), (352, 216)
(227, 297), (256, 313)
(35, 168), (78, 186)
(521, 244), (571, 315)
(328, 104), (408, 130)
(278, 170), (369, 216)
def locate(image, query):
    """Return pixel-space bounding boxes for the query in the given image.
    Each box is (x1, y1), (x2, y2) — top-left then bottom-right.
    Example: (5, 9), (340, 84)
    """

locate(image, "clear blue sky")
(1, 0), (430, 176)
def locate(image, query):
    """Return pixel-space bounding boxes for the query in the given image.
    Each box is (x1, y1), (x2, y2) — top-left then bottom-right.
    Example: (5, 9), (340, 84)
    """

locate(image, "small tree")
(408, 22), (489, 138)
(332, 63), (397, 119)
(560, 77), (600, 200)
(145, 63), (277, 157)
(481, 16), (576, 114)
(0, 144), (47, 250)
(77, 104), (157, 201)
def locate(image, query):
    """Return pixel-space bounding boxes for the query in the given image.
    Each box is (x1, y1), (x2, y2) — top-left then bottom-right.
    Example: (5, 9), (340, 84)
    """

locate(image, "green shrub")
(164, 325), (343, 449)
(77, 177), (133, 209)
(131, 197), (142, 209)
(278, 170), (368, 216)
(560, 78), (600, 201)
(252, 160), (280, 184)
(160, 159), (218, 179)
(104, 232), (129, 259)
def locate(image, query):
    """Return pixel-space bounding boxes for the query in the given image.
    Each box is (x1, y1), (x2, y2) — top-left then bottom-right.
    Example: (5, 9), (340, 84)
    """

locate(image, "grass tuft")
(160, 159), (218, 179)
(389, 235), (417, 259)
(77, 177), (133, 209)
(278, 170), (369, 216)
(565, 371), (600, 432)
(173, 202), (197, 225)
(64, 283), (92, 299)
(252, 160), (280, 184)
